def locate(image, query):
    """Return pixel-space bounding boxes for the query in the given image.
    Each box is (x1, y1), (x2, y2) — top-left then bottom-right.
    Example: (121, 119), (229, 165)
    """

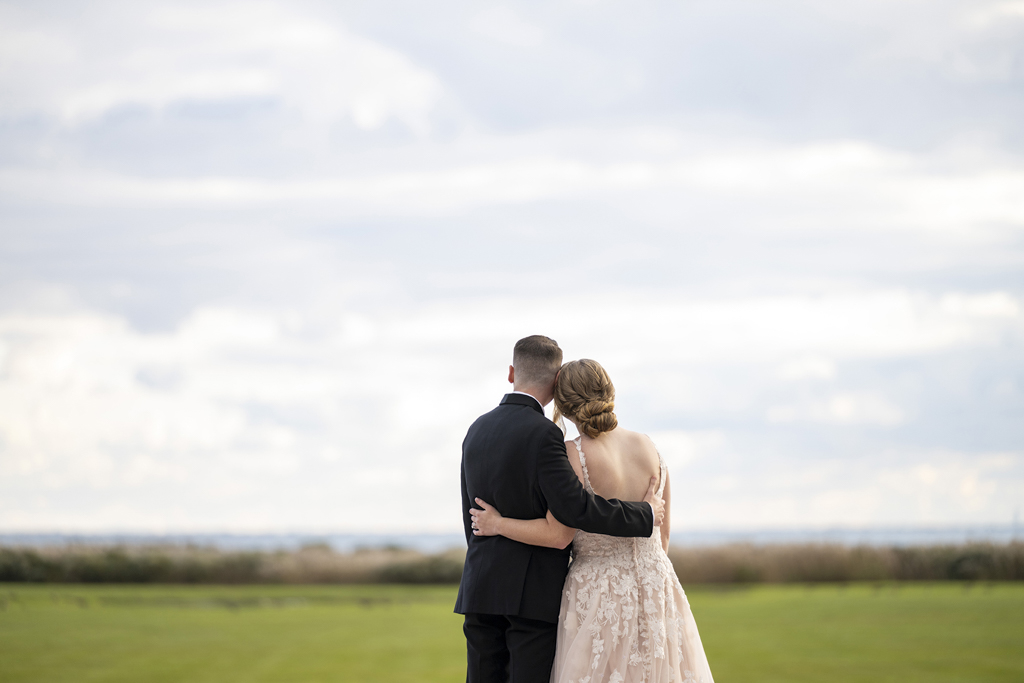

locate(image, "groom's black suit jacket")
(455, 393), (654, 624)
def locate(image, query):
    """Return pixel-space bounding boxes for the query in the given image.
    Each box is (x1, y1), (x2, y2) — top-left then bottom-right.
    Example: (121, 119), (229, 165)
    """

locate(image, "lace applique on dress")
(550, 436), (714, 683)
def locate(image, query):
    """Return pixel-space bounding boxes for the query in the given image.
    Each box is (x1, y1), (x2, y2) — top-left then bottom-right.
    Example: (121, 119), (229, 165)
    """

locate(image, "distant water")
(2, 526), (1019, 551)
(0, 532), (467, 553)
(671, 525), (1021, 548)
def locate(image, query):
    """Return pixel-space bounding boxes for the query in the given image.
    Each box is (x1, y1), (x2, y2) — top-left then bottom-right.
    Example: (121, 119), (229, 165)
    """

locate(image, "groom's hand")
(643, 477), (666, 526)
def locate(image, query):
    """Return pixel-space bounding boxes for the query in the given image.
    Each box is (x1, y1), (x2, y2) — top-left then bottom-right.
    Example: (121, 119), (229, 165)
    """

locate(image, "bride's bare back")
(566, 427), (661, 502)
(552, 431), (711, 683)
(566, 425), (671, 551)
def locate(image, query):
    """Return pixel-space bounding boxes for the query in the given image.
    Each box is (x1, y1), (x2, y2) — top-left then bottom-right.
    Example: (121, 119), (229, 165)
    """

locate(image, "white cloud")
(0, 287), (1019, 531)
(0, 1), (442, 130)
(606, 290), (1020, 364)
(673, 450), (1024, 530)
(470, 6), (545, 48)
(968, 0), (1024, 25)
(777, 357), (837, 381)
(644, 430), (726, 470)
(2, 139), (1023, 251)
(1, 0), (1022, 535)
(767, 392), (905, 426)
(940, 292), (1020, 317)
(874, 453), (1020, 519)
(853, 0), (1024, 83)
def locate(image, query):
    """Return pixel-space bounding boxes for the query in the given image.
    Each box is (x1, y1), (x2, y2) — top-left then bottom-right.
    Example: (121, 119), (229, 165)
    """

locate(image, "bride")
(470, 359), (715, 683)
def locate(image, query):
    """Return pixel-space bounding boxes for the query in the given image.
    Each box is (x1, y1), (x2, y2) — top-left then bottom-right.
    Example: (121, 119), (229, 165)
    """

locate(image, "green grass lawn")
(695, 583), (1024, 683)
(1, 582), (1022, 682)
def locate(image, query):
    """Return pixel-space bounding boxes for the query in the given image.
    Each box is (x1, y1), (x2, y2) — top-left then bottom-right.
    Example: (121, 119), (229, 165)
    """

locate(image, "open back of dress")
(549, 436), (715, 683)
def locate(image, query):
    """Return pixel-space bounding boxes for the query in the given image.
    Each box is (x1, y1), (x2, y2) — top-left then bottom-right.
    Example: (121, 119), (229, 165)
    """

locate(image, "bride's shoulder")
(618, 428), (660, 457)
(615, 426), (651, 445)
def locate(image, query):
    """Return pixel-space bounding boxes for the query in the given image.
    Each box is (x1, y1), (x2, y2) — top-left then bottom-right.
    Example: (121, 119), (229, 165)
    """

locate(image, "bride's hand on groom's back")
(644, 477), (666, 527)
(471, 501), (576, 549)
(470, 498), (503, 536)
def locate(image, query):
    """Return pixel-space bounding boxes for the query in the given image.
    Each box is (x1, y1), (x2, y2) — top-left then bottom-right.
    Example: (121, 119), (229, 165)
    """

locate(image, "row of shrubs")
(1, 542), (1021, 584)
(667, 542), (1024, 583)
(0, 545), (464, 584)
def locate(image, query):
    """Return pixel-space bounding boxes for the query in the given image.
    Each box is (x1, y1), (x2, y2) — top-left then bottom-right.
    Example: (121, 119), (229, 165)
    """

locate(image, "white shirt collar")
(509, 390), (544, 409)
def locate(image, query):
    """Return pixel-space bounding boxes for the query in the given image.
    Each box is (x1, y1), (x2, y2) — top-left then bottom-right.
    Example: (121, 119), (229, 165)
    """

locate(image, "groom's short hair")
(513, 335), (563, 387)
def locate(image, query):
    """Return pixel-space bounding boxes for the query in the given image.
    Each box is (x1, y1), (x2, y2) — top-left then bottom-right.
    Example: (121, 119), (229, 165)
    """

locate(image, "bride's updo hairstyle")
(554, 359), (617, 438)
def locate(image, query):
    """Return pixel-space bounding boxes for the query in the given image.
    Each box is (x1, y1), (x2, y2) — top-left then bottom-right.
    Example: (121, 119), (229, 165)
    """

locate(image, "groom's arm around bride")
(455, 335), (664, 683)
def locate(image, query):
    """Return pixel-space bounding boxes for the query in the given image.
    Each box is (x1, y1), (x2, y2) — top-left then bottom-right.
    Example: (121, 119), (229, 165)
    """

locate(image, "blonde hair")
(553, 359), (618, 438)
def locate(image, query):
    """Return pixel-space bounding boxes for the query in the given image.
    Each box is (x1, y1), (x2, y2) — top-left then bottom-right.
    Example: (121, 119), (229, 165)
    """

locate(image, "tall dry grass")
(666, 542), (1024, 583)
(0, 544), (466, 584)
(2, 541), (1021, 584)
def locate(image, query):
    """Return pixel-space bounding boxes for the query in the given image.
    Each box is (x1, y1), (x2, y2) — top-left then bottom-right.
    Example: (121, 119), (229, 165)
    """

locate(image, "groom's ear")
(508, 365), (515, 385)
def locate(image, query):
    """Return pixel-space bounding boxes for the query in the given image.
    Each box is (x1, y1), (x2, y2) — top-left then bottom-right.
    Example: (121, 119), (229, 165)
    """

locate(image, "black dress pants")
(464, 612), (558, 683)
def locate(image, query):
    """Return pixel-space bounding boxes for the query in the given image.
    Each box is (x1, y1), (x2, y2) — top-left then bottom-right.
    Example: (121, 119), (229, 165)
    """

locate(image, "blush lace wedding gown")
(549, 437), (715, 683)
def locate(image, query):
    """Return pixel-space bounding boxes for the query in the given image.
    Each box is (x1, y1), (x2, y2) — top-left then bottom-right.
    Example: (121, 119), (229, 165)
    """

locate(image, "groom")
(455, 335), (665, 683)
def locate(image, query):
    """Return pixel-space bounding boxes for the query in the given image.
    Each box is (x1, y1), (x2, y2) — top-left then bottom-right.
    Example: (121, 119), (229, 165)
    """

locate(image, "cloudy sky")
(1, 0), (1022, 534)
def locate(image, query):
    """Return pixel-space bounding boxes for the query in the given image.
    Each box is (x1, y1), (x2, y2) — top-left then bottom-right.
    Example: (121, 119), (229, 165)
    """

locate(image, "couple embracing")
(456, 335), (714, 683)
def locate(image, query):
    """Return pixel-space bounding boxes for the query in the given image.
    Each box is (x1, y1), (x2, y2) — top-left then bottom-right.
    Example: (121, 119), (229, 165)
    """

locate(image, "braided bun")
(553, 359), (618, 438)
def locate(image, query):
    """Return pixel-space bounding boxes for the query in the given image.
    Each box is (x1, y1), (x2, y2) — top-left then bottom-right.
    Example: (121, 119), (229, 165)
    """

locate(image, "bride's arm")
(660, 469), (672, 552)
(471, 499), (577, 550)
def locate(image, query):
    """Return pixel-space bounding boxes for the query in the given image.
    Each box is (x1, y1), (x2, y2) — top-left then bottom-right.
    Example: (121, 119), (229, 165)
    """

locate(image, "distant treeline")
(668, 542), (1024, 583)
(0, 545), (464, 584)
(1, 542), (1021, 584)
